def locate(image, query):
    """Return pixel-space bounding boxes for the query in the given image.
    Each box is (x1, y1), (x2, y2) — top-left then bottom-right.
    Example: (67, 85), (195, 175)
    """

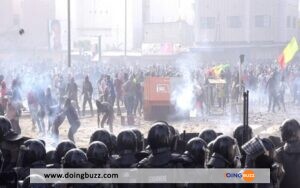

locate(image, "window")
(293, 17), (297, 28)
(287, 16), (291, 28)
(227, 16), (242, 28)
(255, 15), (271, 28)
(200, 17), (215, 29)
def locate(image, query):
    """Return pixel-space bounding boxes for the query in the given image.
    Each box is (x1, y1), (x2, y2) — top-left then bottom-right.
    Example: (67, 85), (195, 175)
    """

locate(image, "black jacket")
(137, 148), (183, 188)
(275, 141), (300, 188)
(207, 153), (236, 188)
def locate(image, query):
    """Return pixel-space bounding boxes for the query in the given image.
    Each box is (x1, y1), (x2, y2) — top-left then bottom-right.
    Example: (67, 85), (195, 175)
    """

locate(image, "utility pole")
(124, 0), (127, 57)
(242, 90), (249, 145)
(67, 0), (71, 67)
(239, 54), (245, 94)
(98, 35), (102, 64)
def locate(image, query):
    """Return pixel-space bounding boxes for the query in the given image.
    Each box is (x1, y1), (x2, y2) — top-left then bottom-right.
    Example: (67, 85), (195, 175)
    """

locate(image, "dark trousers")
(268, 93), (279, 112)
(68, 121), (80, 143)
(134, 94), (143, 115)
(82, 96), (93, 116)
(101, 113), (113, 133)
(124, 95), (134, 116)
(109, 95), (116, 108)
(116, 94), (122, 115)
(37, 116), (45, 134)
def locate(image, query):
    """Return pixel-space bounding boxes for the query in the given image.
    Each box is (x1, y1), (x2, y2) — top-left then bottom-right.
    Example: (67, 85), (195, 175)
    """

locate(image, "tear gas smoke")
(171, 54), (197, 113)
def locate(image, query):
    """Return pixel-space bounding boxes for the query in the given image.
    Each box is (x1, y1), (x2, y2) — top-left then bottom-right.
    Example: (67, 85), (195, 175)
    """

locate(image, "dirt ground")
(18, 102), (300, 151)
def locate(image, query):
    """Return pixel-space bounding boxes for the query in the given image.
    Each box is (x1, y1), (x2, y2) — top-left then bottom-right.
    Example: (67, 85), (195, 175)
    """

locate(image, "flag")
(278, 37), (299, 69)
(211, 64), (230, 77)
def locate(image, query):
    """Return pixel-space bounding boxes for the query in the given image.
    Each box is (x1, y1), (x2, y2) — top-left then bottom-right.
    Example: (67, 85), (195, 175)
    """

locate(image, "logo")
(156, 84), (169, 93)
(225, 170), (255, 183)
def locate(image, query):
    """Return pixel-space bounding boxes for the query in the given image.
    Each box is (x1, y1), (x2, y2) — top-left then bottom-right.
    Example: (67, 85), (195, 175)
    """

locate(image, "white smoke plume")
(171, 53), (198, 113)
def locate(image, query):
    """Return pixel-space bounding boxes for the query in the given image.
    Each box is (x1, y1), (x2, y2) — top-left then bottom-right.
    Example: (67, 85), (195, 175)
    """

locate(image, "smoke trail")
(170, 53), (198, 113)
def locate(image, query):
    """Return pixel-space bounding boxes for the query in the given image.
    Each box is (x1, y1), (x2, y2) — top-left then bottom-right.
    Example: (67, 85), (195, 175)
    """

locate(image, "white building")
(142, 0), (195, 49)
(0, 0), (56, 50)
(193, 0), (299, 61)
(54, 0), (143, 51)
(195, 0), (298, 43)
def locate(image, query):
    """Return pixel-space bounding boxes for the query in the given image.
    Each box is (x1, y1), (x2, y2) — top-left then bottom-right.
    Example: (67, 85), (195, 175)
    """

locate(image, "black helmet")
(261, 138), (275, 151)
(212, 135), (237, 163)
(87, 141), (109, 167)
(90, 129), (112, 153)
(62, 148), (88, 168)
(46, 150), (56, 164)
(185, 137), (207, 165)
(268, 136), (283, 148)
(21, 139), (46, 167)
(54, 140), (76, 164)
(117, 130), (137, 154)
(0, 116), (22, 142)
(132, 128), (144, 151)
(198, 129), (217, 144)
(147, 121), (171, 152)
(111, 133), (117, 155)
(280, 119), (300, 143)
(233, 125), (253, 147)
(22, 174), (47, 188)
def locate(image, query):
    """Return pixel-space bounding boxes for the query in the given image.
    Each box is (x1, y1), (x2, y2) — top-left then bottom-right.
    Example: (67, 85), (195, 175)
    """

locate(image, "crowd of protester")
(1, 60), (300, 137)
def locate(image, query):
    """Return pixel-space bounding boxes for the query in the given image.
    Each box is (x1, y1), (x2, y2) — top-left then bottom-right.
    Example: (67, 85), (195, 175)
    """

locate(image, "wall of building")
(69, 0), (143, 51)
(143, 21), (193, 45)
(0, 0), (14, 33)
(195, 0), (299, 44)
(20, 0), (56, 49)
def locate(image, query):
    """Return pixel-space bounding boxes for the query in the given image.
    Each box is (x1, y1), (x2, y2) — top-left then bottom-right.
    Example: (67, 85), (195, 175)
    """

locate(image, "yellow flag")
(283, 37), (299, 64)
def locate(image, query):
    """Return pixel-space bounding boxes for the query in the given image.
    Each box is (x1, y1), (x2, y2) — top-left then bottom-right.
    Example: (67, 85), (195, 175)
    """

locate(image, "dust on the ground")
(19, 103), (300, 150)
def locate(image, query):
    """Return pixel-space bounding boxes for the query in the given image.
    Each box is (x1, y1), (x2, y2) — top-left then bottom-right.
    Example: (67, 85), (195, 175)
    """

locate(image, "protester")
(82, 75), (94, 116)
(96, 100), (114, 133)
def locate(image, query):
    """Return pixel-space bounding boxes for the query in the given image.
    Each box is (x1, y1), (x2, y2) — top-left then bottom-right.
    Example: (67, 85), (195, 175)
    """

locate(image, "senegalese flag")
(211, 64), (230, 76)
(278, 37), (299, 69)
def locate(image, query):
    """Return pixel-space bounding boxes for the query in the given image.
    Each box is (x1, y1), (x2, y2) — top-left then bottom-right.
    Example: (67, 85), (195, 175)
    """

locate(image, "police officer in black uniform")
(199, 129), (217, 145)
(62, 149), (88, 168)
(207, 135), (240, 188)
(132, 128), (149, 161)
(48, 140), (76, 168)
(244, 137), (283, 188)
(0, 147), (18, 187)
(274, 119), (300, 188)
(87, 141), (110, 168)
(0, 116), (29, 172)
(182, 137), (208, 168)
(14, 139), (46, 180)
(233, 125), (253, 167)
(61, 148), (92, 188)
(90, 129), (113, 156)
(21, 174), (48, 188)
(112, 130), (138, 168)
(181, 137), (209, 188)
(137, 121), (183, 188)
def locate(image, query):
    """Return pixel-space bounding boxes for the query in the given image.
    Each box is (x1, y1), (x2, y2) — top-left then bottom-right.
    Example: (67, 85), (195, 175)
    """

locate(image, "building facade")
(194, 0), (299, 62)
(195, 0), (298, 43)
(142, 0), (195, 53)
